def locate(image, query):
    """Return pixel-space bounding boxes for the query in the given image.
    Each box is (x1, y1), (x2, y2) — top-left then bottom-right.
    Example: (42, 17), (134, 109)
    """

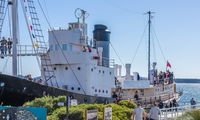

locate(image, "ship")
(0, 0), (180, 106)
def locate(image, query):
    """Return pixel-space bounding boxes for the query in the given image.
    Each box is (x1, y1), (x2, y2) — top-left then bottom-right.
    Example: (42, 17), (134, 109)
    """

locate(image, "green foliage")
(118, 100), (137, 109)
(172, 110), (200, 120)
(23, 96), (137, 120)
(187, 110), (200, 120)
(23, 96), (66, 115)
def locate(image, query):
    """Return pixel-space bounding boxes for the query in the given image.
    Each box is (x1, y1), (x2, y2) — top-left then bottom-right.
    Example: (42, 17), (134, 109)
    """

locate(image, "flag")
(167, 61), (171, 68)
(34, 42), (39, 47)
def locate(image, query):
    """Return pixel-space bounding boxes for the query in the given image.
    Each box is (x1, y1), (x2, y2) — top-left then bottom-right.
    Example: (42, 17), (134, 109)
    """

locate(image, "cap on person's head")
(137, 103), (141, 107)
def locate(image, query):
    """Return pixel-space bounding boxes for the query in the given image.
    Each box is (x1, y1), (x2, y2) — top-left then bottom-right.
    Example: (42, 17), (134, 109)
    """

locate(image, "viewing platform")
(0, 45), (47, 57)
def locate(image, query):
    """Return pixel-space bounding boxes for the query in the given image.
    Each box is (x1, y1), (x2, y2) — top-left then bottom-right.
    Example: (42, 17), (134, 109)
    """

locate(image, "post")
(66, 96), (70, 120)
(11, 0), (19, 76)
(147, 11), (151, 80)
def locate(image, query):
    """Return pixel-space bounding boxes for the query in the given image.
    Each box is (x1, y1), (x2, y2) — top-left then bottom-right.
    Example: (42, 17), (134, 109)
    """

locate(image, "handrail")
(159, 104), (200, 119)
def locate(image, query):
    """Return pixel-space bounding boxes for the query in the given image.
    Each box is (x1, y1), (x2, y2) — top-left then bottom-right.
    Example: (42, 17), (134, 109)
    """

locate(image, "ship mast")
(147, 11), (153, 80)
(11, 0), (19, 76)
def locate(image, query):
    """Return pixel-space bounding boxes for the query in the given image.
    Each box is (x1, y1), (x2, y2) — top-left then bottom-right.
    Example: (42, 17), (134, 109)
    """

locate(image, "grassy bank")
(171, 110), (200, 120)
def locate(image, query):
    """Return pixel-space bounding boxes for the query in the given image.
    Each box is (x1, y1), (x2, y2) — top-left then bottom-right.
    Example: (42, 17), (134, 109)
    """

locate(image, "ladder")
(0, 0), (7, 38)
(24, 0), (58, 87)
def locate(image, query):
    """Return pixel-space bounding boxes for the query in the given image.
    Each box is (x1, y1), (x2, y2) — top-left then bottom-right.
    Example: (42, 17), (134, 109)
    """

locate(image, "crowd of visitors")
(152, 70), (174, 86)
(0, 37), (12, 55)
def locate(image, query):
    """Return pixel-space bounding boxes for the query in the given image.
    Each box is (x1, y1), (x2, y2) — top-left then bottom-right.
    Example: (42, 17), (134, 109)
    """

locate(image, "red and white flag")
(167, 61), (171, 68)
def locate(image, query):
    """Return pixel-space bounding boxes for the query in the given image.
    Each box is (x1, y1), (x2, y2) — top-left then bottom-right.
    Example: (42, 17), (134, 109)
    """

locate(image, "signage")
(70, 99), (78, 106)
(86, 109), (98, 120)
(57, 102), (65, 106)
(0, 107), (47, 120)
(104, 107), (112, 120)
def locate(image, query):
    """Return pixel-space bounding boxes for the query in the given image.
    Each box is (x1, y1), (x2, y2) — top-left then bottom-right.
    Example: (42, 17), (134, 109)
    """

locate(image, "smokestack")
(114, 64), (119, 76)
(118, 65), (122, 77)
(93, 24), (111, 67)
(125, 64), (131, 78)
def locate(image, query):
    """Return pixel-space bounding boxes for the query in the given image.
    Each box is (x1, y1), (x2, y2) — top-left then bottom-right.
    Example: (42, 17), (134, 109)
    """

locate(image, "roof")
(122, 80), (150, 89)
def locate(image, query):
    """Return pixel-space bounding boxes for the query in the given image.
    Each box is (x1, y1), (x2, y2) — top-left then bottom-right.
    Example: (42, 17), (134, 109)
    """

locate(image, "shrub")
(23, 96), (136, 120)
(118, 100), (137, 109)
(23, 96), (66, 115)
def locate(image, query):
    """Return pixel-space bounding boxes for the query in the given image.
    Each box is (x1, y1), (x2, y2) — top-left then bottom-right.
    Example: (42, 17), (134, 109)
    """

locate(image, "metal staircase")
(0, 0), (7, 38)
(23, 0), (58, 87)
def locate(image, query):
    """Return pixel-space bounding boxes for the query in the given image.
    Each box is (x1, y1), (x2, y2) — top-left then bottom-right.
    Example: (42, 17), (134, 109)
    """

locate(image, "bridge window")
(62, 44), (67, 50)
(55, 44), (59, 51)
(71, 87), (74, 90)
(68, 45), (72, 51)
(50, 45), (53, 51)
(78, 87), (81, 90)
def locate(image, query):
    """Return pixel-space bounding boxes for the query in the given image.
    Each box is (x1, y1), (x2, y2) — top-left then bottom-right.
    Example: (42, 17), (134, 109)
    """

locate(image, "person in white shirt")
(133, 103), (146, 120)
(149, 103), (161, 120)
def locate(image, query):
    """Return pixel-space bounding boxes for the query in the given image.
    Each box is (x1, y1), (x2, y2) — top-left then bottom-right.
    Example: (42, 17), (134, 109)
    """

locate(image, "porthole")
(109, 72), (112, 75)
(78, 67), (81, 70)
(43, 68), (46, 71)
(54, 67), (56, 70)
(65, 67), (68, 70)
(102, 90), (104, 93)
(71, 87), (74, 90)
(91, 68), (93, 72)
(95, 89), (97, 92)
(106, 90), (108, 93)
(102, 71), (104, 74)
(78, 87), (81, 90)
(99, 89), (101, 93)
(99, 70), (101, 73)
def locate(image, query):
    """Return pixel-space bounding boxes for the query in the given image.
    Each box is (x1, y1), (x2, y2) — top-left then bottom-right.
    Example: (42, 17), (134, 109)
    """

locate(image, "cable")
(130, 23), (148, 65)
(2, 57), (9, 73)
(109, 41), (125, 67)
(37, 0), (87, 95)
(151, 25), (167, 62)
(151, 31), (157, 62)
(0, 3), (8, 38)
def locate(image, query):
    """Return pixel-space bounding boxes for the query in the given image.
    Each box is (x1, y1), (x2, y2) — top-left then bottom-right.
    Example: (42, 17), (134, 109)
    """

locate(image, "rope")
(8, 2), (12, 37)
(0, 3), (8, 38)
(130, 23), (148, 65)
(151, 25), (167, 62)
(151, 31), (157, 62)
(109, 41), (125, 67)
(37, 0), (87, 95)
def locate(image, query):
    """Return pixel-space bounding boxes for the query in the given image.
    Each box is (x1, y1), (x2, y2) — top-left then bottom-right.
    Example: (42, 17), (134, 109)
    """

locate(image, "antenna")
(145, 11), (155, 80)
(74, 8), (89, 24)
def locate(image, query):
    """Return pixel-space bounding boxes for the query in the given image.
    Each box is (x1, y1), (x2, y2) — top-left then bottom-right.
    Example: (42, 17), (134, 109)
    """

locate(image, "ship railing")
(0, 45), (48, 57)
(130, 93), (176, 107)
(100, 57), (115, 68)
(159, 104), (200, 120)
(17, 45), (47, 54)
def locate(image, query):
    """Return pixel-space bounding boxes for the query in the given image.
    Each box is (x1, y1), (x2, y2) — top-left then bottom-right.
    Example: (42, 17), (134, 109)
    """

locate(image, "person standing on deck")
(7, 38), (12, 54)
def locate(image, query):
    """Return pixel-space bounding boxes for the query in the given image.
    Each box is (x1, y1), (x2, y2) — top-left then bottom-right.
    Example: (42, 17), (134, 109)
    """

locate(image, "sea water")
(176, 83), (200, 106)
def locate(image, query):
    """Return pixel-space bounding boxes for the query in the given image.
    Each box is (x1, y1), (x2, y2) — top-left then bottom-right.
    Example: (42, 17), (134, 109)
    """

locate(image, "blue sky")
(1, 0), (200, 78)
